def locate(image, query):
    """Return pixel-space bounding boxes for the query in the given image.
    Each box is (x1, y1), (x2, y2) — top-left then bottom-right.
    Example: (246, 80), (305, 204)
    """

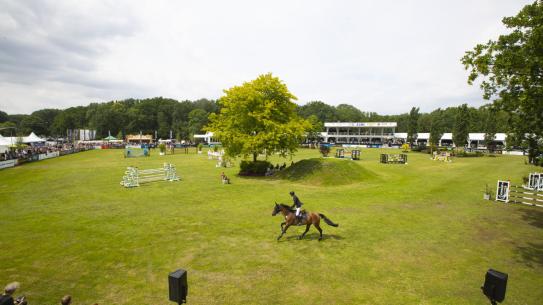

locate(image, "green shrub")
(319, 145), (331, 157)
(158, 143), (166, 153)
(411, 144), (428, 153)
(197, 143), (203, 151)
(456, 151), (483, 158)
(239, 160), (272, 176)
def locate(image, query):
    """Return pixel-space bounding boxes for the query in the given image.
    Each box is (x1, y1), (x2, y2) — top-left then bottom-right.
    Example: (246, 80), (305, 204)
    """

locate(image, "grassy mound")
(274, 157), (378, 185)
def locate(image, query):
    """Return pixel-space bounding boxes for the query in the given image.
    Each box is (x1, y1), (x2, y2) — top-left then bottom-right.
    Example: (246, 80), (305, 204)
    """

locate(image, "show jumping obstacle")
(432, 151), (452, 162)
(335, 148), (360, 160)
(526, 172), (543, 190)
(124, 147), (150, 158)
(351, 150), (361, 160)
(120, 163), (180, 188)
(380, 154), (407, 164)
(495, 178), (543, 208)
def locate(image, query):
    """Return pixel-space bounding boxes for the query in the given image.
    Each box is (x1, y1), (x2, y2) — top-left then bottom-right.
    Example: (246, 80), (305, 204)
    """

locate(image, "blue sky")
(0, 0), (533, 114)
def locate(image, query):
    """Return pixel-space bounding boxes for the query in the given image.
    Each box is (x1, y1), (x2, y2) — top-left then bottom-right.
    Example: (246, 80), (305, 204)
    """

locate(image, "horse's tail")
(318, 213), (339, 227)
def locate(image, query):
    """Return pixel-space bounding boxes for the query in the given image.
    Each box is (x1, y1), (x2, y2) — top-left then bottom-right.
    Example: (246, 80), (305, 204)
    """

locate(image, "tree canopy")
(462, 0), (543, 162)
(452, 104), (470, 148)
(206, 74), (309, 161)
(407, 107), (420, 146)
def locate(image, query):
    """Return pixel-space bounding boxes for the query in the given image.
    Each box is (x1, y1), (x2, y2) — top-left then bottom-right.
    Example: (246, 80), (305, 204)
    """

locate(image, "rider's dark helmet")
(289, 191), (295, 195)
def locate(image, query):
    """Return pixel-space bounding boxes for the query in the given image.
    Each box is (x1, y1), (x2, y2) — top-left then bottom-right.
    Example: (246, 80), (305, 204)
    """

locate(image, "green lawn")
(0, 148), (542, 304)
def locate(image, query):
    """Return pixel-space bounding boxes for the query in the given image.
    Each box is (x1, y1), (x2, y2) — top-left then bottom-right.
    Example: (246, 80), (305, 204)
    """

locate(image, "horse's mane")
(279, 203), (296, 213)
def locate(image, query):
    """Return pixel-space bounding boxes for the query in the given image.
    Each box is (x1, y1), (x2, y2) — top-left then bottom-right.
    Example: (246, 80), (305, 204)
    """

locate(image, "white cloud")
(0, 0), (533, 114)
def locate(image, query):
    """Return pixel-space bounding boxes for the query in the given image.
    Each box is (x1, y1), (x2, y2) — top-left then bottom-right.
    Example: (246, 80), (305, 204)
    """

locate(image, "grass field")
(0, 148), (542, 304)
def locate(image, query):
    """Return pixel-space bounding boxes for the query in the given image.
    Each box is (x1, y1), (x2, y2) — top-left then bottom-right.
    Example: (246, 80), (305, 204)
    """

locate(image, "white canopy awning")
(441, 133), (453, 141)
(468, 133), (507, 142)
(193, 132), (214, 139)
(23, 132), (46, 143)
(417, 133), (430, 140)
(0, 135), (14, 146)
(394, 132), (407, 140)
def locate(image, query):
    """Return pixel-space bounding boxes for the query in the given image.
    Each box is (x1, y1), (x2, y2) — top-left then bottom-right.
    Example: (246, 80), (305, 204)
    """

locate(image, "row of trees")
(297, 101), (510, 137)
(0, 99), (511, 140)
(402, 104), (506, 149)
(0, 98), (218, 140)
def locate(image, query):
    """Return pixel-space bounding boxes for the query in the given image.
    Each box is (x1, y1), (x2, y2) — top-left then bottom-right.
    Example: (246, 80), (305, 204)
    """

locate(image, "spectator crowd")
(0, 143), (95, 162)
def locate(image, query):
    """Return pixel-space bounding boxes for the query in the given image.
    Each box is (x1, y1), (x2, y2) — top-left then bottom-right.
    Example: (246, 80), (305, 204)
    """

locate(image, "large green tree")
(297, 101), (338, 122)
(429, 109), (444, 152)
(462, 0), (543, 164)
(407, 107), (420, 145)
(335, 104), (364, 122)
(452, 104), (470, 149)
(305, 115), (324, 147)
(0, 110), (8, 123)
(483, 107), (498, 151)
(206, 73), (309, 161)
(188, 108), (208, 136)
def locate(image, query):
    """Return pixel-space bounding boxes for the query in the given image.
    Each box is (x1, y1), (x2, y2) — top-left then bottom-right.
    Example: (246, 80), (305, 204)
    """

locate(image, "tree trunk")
(253, 152), (257, 162)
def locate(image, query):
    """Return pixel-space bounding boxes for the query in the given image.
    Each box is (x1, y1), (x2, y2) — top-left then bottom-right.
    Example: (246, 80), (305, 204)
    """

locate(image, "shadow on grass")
(520, 208), (543, 229)
(515, 242), (543, 268)
(280, 232), (344, 242)
(515, 209), (543, 268)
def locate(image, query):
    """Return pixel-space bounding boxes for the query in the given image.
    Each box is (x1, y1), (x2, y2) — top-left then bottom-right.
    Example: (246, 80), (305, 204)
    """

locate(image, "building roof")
(394, 132), (407, 139)
(441, 133), (453, 141)
(126, 134), (153, 140)
(417, 133), (430, 140)
(193, 132), (213, 139)
(325, 122), (397, 128)
(468, 133), (507, 141)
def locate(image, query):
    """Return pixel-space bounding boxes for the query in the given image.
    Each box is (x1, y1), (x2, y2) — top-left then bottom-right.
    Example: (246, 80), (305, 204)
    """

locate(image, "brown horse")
(272, 203), (338, 241)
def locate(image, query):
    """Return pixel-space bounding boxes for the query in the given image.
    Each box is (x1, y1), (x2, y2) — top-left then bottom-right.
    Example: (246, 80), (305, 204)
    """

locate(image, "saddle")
(295, 210), (308, 225)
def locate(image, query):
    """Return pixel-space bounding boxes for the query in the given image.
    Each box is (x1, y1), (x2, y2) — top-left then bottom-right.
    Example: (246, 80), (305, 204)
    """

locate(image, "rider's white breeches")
(296, 207), (301, 216)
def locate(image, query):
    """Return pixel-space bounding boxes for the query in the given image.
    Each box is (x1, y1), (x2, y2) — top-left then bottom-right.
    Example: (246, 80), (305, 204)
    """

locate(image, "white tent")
(23, 132), (46, 143)
(393, 132), (407, 141)
(0, 132), (46, 149)
(417, 133), (430, 140)
(0, 135), (11, 153)
(468, 133), (507, 142)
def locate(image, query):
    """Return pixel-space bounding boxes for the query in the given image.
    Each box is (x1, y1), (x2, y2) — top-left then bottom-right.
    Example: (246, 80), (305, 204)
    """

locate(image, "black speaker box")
(169, 269), (188, 304)
(482, 269), (508, 303)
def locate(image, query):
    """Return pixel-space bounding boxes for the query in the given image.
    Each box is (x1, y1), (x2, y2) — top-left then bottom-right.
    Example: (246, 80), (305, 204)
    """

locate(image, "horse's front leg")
(280, 222), (285, 231)
(277, 224), (291, 241)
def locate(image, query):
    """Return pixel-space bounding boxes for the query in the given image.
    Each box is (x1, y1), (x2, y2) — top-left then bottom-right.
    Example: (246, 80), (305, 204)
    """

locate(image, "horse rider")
(289, 191), (303, 222)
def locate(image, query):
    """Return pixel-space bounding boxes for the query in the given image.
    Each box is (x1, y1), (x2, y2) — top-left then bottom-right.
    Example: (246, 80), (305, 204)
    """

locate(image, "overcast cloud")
(0, 0), (533, 114)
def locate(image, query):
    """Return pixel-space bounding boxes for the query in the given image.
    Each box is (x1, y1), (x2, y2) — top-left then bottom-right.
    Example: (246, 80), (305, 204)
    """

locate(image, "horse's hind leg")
(299, 224), (311, 240)
(314, 223), (323, 241)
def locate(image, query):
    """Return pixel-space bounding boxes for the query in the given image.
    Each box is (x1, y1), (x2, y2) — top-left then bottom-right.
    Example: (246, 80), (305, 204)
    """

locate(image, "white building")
(193, 132), (219, 144)
(392, 132), (507, 148)
(321, 122), (396, 145)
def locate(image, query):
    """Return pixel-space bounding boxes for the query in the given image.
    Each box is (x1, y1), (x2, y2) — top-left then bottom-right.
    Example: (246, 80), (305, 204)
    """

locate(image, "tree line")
(0, 98), (218, 140)
(0, 99), (510, 140)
